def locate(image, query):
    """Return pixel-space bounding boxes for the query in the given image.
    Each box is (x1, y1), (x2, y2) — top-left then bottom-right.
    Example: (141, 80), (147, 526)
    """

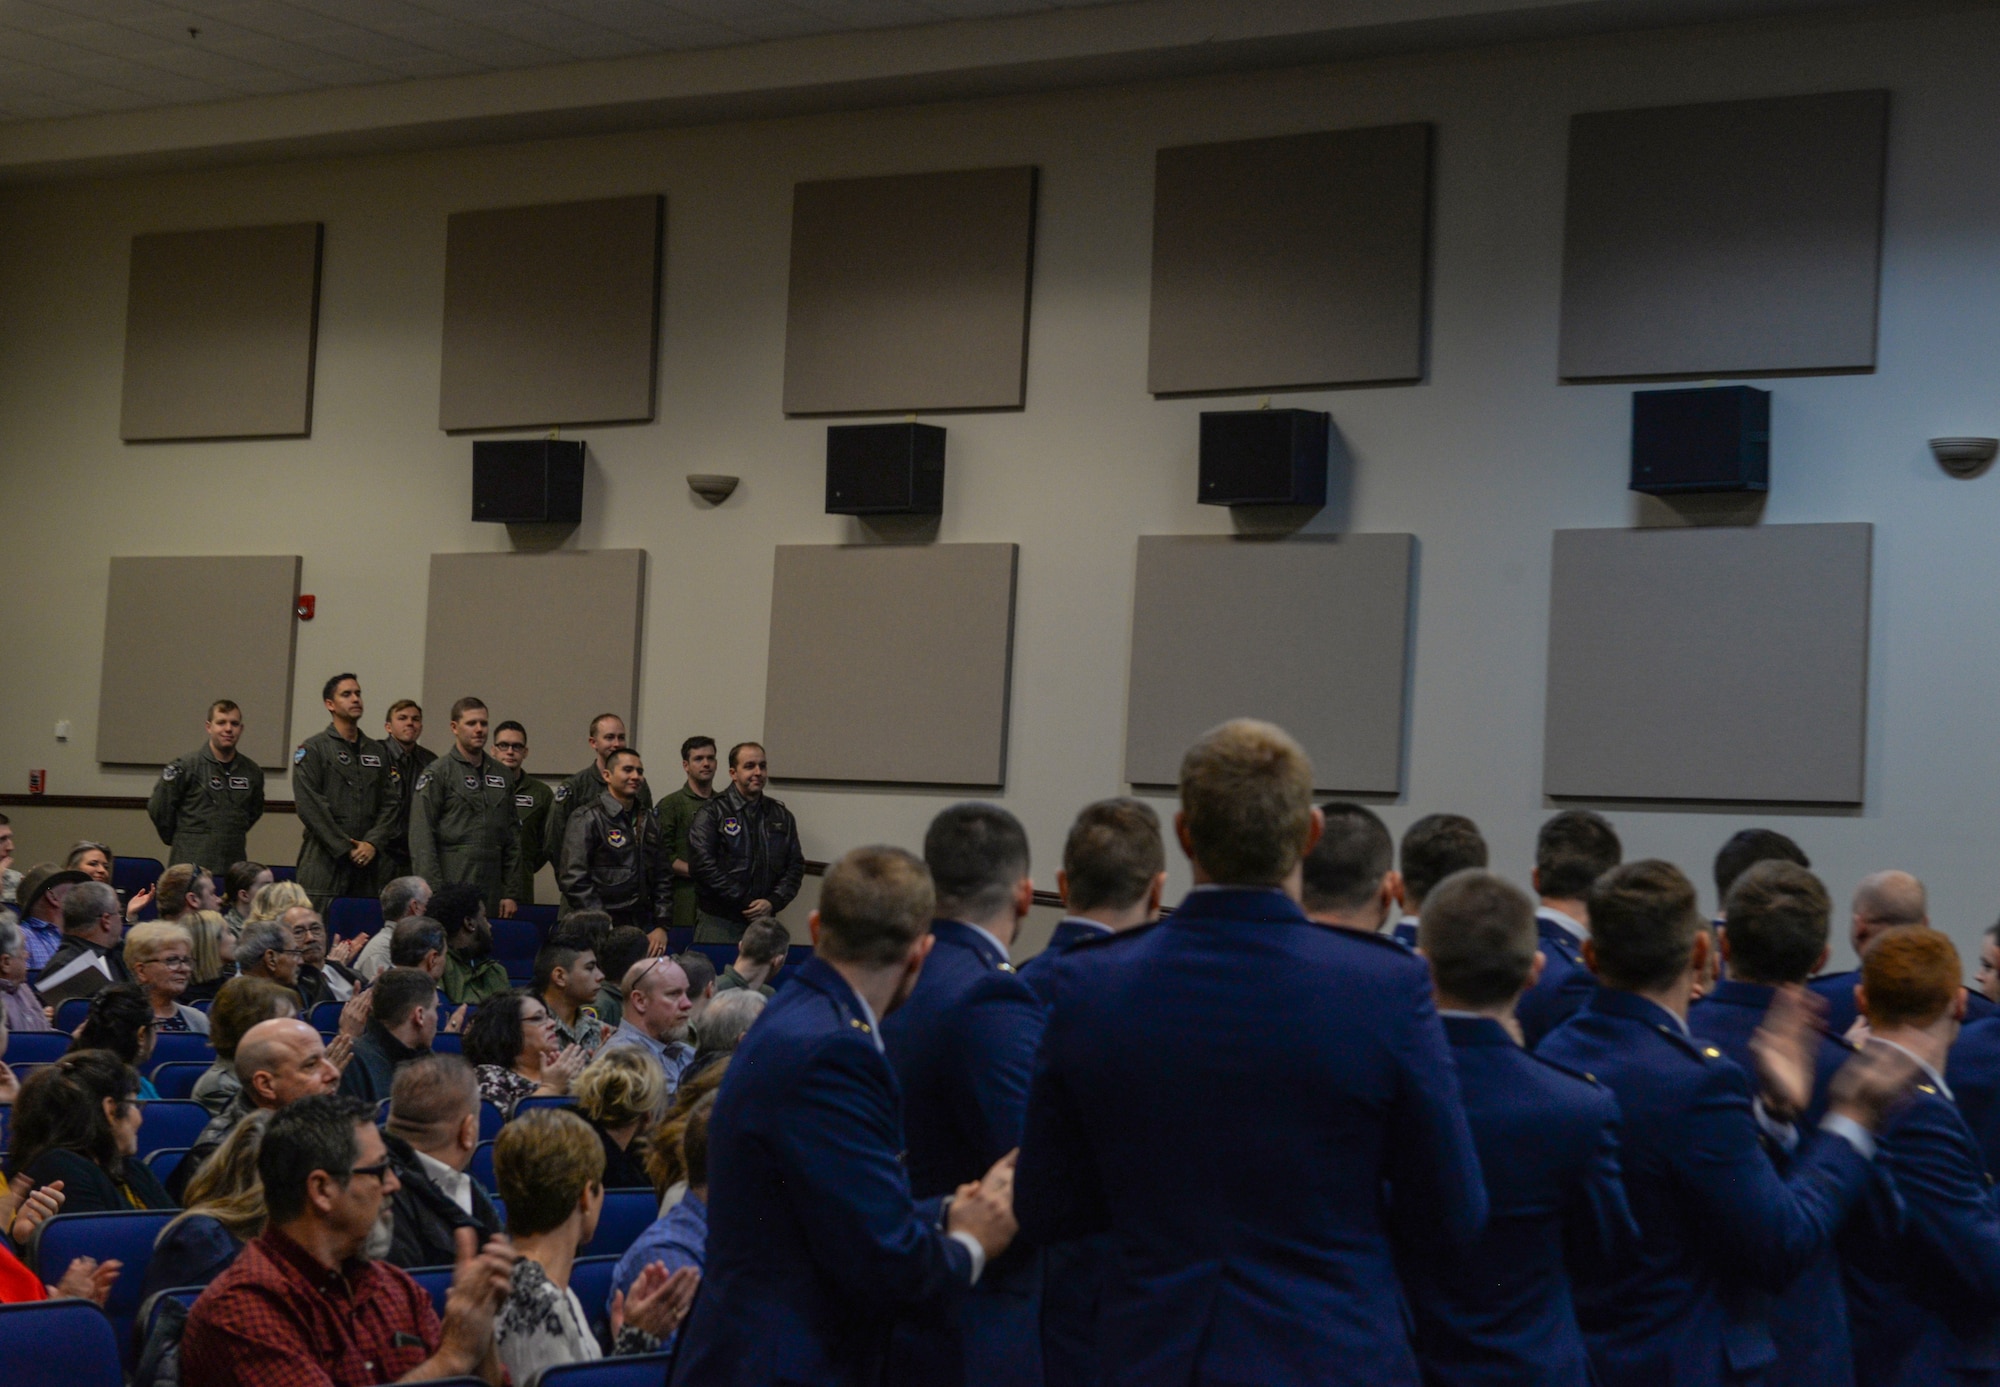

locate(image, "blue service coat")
(881, 919), (1048, 1387)
(1840, 1075), (2000, 1387)
(1812, 970), (1998, 1038)
(1395, 1014), (1639, 1387)
(1518, 911), (1598, 1049)
(1947, 1015), (2000, 1188)
(1689, 978), (1862, 1387)
(673, 955), (973, 1387)
(1538, 988), (1877, 1387)
(1015, 886), (1487, 1387)
(1017, 918), (1111, 1003)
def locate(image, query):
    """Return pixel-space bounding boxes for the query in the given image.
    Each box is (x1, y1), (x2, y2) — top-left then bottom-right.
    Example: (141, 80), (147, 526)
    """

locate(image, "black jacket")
(16, 1145), (175, 1212)
(337, 1020), (428, 1107)
(558, 792), (671, 918)
(686, 786), (805, 923)
(383, 1131), (501, 1270)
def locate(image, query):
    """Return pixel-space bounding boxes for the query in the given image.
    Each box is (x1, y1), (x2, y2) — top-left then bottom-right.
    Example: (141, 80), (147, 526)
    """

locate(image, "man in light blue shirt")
(601, 955), (696, 1092)
(14, 865), (86, 973)
(610, 1089), (715, 1350)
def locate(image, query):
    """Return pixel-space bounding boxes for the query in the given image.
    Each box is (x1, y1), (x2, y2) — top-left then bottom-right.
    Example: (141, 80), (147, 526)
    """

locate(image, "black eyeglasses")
(348, 1160), (393, 1182)
(494, 741), (527, 752)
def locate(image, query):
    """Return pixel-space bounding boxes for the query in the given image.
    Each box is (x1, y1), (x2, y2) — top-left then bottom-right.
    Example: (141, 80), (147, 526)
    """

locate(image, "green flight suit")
(411, 746), (521, 913)
(656, 785), (714, 934)
(292, 725), (401, 910)
(147, 745), (265, 875)
(382, 741), (437, 879)
(503, 767), (555, 907)
(543, 761), (652, 884)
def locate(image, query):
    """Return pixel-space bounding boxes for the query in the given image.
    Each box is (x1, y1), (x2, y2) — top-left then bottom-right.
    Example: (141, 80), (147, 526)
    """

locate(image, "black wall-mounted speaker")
(826, 423), (946, 516)
(473, 440), (585, 523)
(1199, 409), (1330, 506)
(1631, 386), (1770, 495)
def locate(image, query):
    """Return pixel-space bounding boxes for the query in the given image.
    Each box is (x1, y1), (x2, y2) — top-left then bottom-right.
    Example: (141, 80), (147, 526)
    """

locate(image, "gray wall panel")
(782, 167), (1037, 415)
(120, 223), (322, 441)
(97, 556), (300, 767)
(1558, 90), (1887, 380)
(1543, 524), (1871, 803)
(422, 551), (645, 774)
(1147, 124), (1431, 395)
(439, 195), (663, 431)
(764, 544), (1017, 785)
(1124, 534), (1413, 793)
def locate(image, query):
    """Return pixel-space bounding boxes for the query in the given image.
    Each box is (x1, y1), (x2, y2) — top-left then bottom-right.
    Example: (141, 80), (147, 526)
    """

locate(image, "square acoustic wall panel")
(1147, 124), (1431, 395)
(1125, 535), (1414, 793)
(1543, 524), (1872, 803)
(423, 551), (645, 775)
(764, 545), (1018, 786)
(783, 167), (1037, 415)
(439, 195), (664, 431)
(1558, 90), (1888, 380)
(120, 223), (323, 441)
(98, 556), (300, 767)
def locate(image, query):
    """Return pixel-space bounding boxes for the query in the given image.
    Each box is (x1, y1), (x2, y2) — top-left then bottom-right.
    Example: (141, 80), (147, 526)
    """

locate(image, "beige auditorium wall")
(6, 4), (2000, 970)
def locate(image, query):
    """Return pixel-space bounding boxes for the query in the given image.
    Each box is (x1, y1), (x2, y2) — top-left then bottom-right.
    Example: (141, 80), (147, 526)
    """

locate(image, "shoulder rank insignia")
(849, 1017), (872, 1035)
(1704, 1047), (1722, 1059)
(997, 960), (1016, 973)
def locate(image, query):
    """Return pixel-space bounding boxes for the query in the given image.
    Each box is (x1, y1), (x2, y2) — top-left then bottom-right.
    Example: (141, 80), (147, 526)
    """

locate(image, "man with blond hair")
(1016, 718), (1485, 1385)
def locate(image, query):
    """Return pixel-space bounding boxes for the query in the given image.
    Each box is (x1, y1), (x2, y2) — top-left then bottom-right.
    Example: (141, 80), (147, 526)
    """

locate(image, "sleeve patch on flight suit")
(360, 754), (381, 767)
(161, 763), (179, 781)
(293, 746), (307, 765)
(554, 784), (570, 801)
(414, 772), (431, 791)
(229, 776), (250, 790)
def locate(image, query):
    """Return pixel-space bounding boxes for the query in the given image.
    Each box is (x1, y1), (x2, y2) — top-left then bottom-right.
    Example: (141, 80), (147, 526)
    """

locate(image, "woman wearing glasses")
(125, 920), (213, 1035)
(463, 991), (587, 1119)
(7, 1050), (175, 1213)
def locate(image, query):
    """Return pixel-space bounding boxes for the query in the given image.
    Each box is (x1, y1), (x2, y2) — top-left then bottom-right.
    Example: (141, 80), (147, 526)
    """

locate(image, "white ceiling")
(0, 0), (1127, 120)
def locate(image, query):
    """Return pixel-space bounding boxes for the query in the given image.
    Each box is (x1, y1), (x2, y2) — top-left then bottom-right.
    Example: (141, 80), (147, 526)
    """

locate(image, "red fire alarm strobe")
(28, 769), (45, 794)
(296, 595), (315, 620)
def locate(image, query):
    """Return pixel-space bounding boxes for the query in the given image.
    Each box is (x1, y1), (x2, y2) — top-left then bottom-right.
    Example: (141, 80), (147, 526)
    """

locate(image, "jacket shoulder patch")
(161, 762), (180, 781)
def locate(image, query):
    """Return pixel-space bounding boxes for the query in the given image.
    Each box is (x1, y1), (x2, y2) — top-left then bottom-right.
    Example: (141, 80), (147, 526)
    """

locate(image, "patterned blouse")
(475, 1064), (542, 1119)
(493, 1256), (657, 1387)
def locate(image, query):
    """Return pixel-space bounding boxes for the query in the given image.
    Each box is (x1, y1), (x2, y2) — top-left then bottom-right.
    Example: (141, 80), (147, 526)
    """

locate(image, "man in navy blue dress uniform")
(1395, 867), (1638, 1387)
(1016, 718), (1487, 1387)
(1517, 810), (1621, 1047)
(1690, 859), (1861, 1387)
(1299, 800), (1401, 938)
(673, 846), (1018, 1387)
(1538, 859), (1916, 1387)
(882, 803), (1049, 1387)
(1391, 812), (1489, 948)
(1811, 872), (1997, 1036)
(1015, 797), (1167, 1387)
(1841, 927), (2000, 1387)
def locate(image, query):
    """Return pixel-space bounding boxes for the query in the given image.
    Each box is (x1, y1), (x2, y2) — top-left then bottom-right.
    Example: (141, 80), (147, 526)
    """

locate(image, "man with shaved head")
(171, 1016), (342, 1200)
(601, 954), (697, 1094)
(1810, 872), (1995, 1035)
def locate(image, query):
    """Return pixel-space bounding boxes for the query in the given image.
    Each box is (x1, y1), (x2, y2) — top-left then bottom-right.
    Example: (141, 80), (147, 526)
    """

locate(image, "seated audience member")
(15, 863), (87, 972)
(609, 1089), (716, 1341)
(1393, 812), (1489, 947)
(1811, 871), (1996, 1034)
(338, 968), (437, 1106)
(70, 983), (166, 1097)
(0, 1173), (118, 1305)
(554, 909), (614, 954)
(154, 863), (220, 924)
(67, 840), (156, 917)
(173, 1017), (340, 1202)
(1518, 810), (1623, 1047)
(464, 991), (585, 1119)
(601, 956), (696, 1091)
(221, 860), (272, 934)
(39, 879), (132, 1008)
(125, 919), (213, 1034)
(643, 1060), (731, 1206)
(1300, 800), (1399, 935)
(714, 918), (790, 998)
(686, 988), (764, 1082)
(1396, 869), (1637, 1387)
(1018, 797), (1167, 1002)
(492, 1108), (699, 1386)
(535, 929), (608, 1058)
(246, 878), (312, 924)
(192, 977), (301, 1115)
(144, 1109), (271, 1297)
(180, 1093), (520, 1387)
(573, 1047), (665, 1188)
(673, 845), (1014, 1385)
(236, 919), (305, 993)
(1690, 860), (1858, 1387)
(1713, 829), (1810, 911)
(1977, 920), (2000, 1005)
(676, 950), (717, 1033)
(6, 1051), (175, 1211)
(591, 927), (652, 1031)
(384, 1053), (503, 1269)
(1538, 860), (1915, 1387)
(354, 875), (433, 981)
(390, 915), (449, 981)
(287, 904), (363, 1008)
(1842, 928), (2000, 1386)
(179, 909), (239, 1006)
(0, 917), (52, 1032)
(434, 882), (511, 1006)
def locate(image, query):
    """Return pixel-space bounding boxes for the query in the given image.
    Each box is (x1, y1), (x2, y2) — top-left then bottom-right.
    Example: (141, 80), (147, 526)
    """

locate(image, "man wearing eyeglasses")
(148, 698), (266, 877)
(491, 720), (554, 910)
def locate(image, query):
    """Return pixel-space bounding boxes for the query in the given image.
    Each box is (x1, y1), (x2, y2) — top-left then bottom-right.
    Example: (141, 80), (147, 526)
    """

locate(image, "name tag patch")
(229, 776), (250, 790)
(360, 754), (381, 767)
(485, 774), (506, 788)
(514, 794), (534, 808)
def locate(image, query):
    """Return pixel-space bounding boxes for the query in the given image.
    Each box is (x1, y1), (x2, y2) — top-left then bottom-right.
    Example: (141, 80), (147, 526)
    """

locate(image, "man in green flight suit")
(543, 713), (652, 883)
(411, 696), (520, 918)
(148, 699), (266, 875)
(292, 674), (402, 911)
(655, 735), (718, 951)
(491, 720), (553, 908)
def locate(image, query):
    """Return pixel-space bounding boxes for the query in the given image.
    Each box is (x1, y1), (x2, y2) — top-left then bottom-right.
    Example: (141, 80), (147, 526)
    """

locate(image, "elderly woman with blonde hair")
(123, 920), (211, 1035)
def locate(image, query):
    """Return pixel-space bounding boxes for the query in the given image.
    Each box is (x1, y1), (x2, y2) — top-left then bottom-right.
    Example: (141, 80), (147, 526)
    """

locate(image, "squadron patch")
(293, 747), (307, 765)
(415, 772), (431, 792)
(607, 828), (628, 848)
(463, 776), (479, 790)
(229, 776), (250, 790)
(209, 777), (224, 790)
(162, 763), (180, 781)
(337, 751), (351, 764)
(360, 754), (381, 767)
(722, 818), (742, 836)
(554, 785), (570, 801)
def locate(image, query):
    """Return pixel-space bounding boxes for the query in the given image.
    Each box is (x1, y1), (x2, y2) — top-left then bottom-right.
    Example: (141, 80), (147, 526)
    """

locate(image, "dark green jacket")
(148, 744), (264, 873)
(412, 745), (522, 910)
(383, 740), (438, 866)
(293, 725), (400, 861)
(656, 785), (714, 932)
(543, 760), (652, 868)
(504, 767), (556, 906)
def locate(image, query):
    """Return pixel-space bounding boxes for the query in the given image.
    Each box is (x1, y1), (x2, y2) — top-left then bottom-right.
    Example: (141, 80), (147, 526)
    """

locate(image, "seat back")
(479, 1101), (506, 1139)
(514, 1095), (578, 1117)
(309, 1000), (345, 1034)
(144, 1147), (188, 1187)
(568, 1254), (620, 1343)
(54, 997), (92, 1033)
(539, 1353), (676, 1386)
(137, 1100), (212, 1156)
(4, 1031), (71, 1065)
(113, 857), (165, 901)
(150, 1061), (211, 1100)
(147, 1033), (214, 1072)
(31, 1209), (178, 1365)
(0, 1298), (123, 1387)
(581, 1189), (658, 1258)
(514, 904), (559, 929)
(490, 917), (541, 969)
(406, 1264), (455, 1317)
(469, 1140), (496, 1193)
(432, 1032), (464, 1055)
(326, 896), (385, 940)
